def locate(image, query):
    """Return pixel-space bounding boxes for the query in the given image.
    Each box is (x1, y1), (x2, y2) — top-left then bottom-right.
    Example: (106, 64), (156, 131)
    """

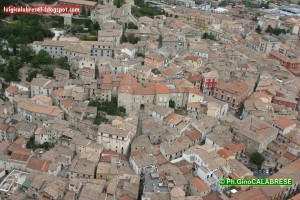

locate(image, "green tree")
(56, 57), (70, 70)
(87, 9), (91, 16)
(12, 42), (17, 56)
(255, 25), (262, 34)
(81, 6), (87, 16)
(19, 45), (33, 63)
(121, 34), (128, 43)
(158, 34), (163, 48)
(4, 57), (21, 82)
(169, 100), (175, 108)
(202, 32), (209, 39)
(94, 22), (100, 31)
(266, 25), (273, 33)
(26, 70), (38, 82)
(128, 22), (138, 29)
(31, 50), (53, 68)
(250, 152), (265, 167)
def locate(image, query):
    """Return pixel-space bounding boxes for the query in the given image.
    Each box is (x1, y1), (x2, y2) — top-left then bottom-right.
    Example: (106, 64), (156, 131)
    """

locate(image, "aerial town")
(0, 0), (300, 199)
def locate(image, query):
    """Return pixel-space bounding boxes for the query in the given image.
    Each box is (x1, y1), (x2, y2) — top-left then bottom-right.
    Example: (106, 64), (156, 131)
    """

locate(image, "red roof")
(284, 152), (297, 161)
(217, 149), (234, 159)
(155, 84), (170, 94)
(224, 142), (246, 153)
(120, 195), (135, 200)
(273, 117), (296, 130)
(186, 130), (201, 141)
(26, 158), (50, 172)
(190, 177), (210, 192)
(0, 123), (10, 132)
(61, 98), (74, 108)
(5, 85), (19, 94)
(11, 148), (31, 162)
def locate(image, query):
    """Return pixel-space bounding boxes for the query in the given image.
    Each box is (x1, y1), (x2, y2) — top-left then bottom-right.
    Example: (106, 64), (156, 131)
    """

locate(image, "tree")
(94, 22), (100, 31)
(250, 152), (265, 167)
(12, 41), (17, 56)
(4, 57), (21, 82)
(255, 25), (262, 34)
(56, 57), (70, 70)
(81, 6), (87, 16)
(169, 100), (175, 108)
(19, 45), (33, 63)
(174, 15), (178, 18)
(31, 50), (53, 68)
(26, 70), (38, 82)
(202, 32), (209, 39)
(87, 9), (91, 16)
(266, 25), (273, 33)
(128, 22), (138, 29)
(121, 34), (128, 43)
(158, 34), (163, 48)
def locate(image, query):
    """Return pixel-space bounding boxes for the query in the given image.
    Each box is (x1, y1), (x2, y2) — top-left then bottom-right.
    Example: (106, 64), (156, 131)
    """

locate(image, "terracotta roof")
(217, 149), (234, 159)
(26, 158), (50, 172)
(133, 87), (155, 95)
(0, 123), (10, 132)
(155, 84), (170, 94)
(223, 142), (246, 153)
(188, 74), (202, 82)
(284, 152), (297, 161)
(184, 55), (201, 62)
(61, 99), (75, 108)
(273, 117), (296, 130)
(5, 85), (19, 94)
(186, 130), (201, 141)
(190, 177), (210, 192)
(11, 148), (31, 162)
(120, 195), (135, 200)
(53, 88), (64, 96)
(215, 81), (248, 95)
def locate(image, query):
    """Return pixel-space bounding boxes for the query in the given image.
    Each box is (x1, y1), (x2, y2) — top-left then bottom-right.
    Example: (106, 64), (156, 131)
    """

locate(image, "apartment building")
(213, 80), (250, 110)
(259, 35), (280, 54)
(15, 98), (64, 123)
(30, 77), (55, 97)
(31, 40), (115, 61)
(97, 118), (137, 154)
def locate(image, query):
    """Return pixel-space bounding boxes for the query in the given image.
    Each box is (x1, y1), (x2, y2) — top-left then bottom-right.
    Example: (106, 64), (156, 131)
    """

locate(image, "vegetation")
(94, 115), (108, 125)
(0, 15), (54, 44)
(80, 35), (98, 41)
(81, 6), (87, 16)
(88, 98), (126, 117)
(202, 32), (216, 41)
(19, 45), (34, 63)
(132, 0), (163, 18)
(255, 25), (262, 34)
(4, 57), (22, 82)
(169, 100), (175, 108)
(251, 13), (261, 22)
(250, 152), (265, 167)
(55, 57), (70, 71)
(265, 25), (287, 36)
(31, 50), (53, 68)
(136, 52), (145, 58)
(175, 107), (187, 115)
(128, 22), (138, 29)
(26, 70), (38, 82)
(121, 34), (140, 44)
(114, 0), (125, 8)
(26, 137), (54, 151)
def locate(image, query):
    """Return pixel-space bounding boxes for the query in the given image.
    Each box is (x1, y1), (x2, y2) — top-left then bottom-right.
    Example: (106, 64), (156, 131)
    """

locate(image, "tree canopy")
(31, 50), (53, 68)
(250, 152), (265, 167)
